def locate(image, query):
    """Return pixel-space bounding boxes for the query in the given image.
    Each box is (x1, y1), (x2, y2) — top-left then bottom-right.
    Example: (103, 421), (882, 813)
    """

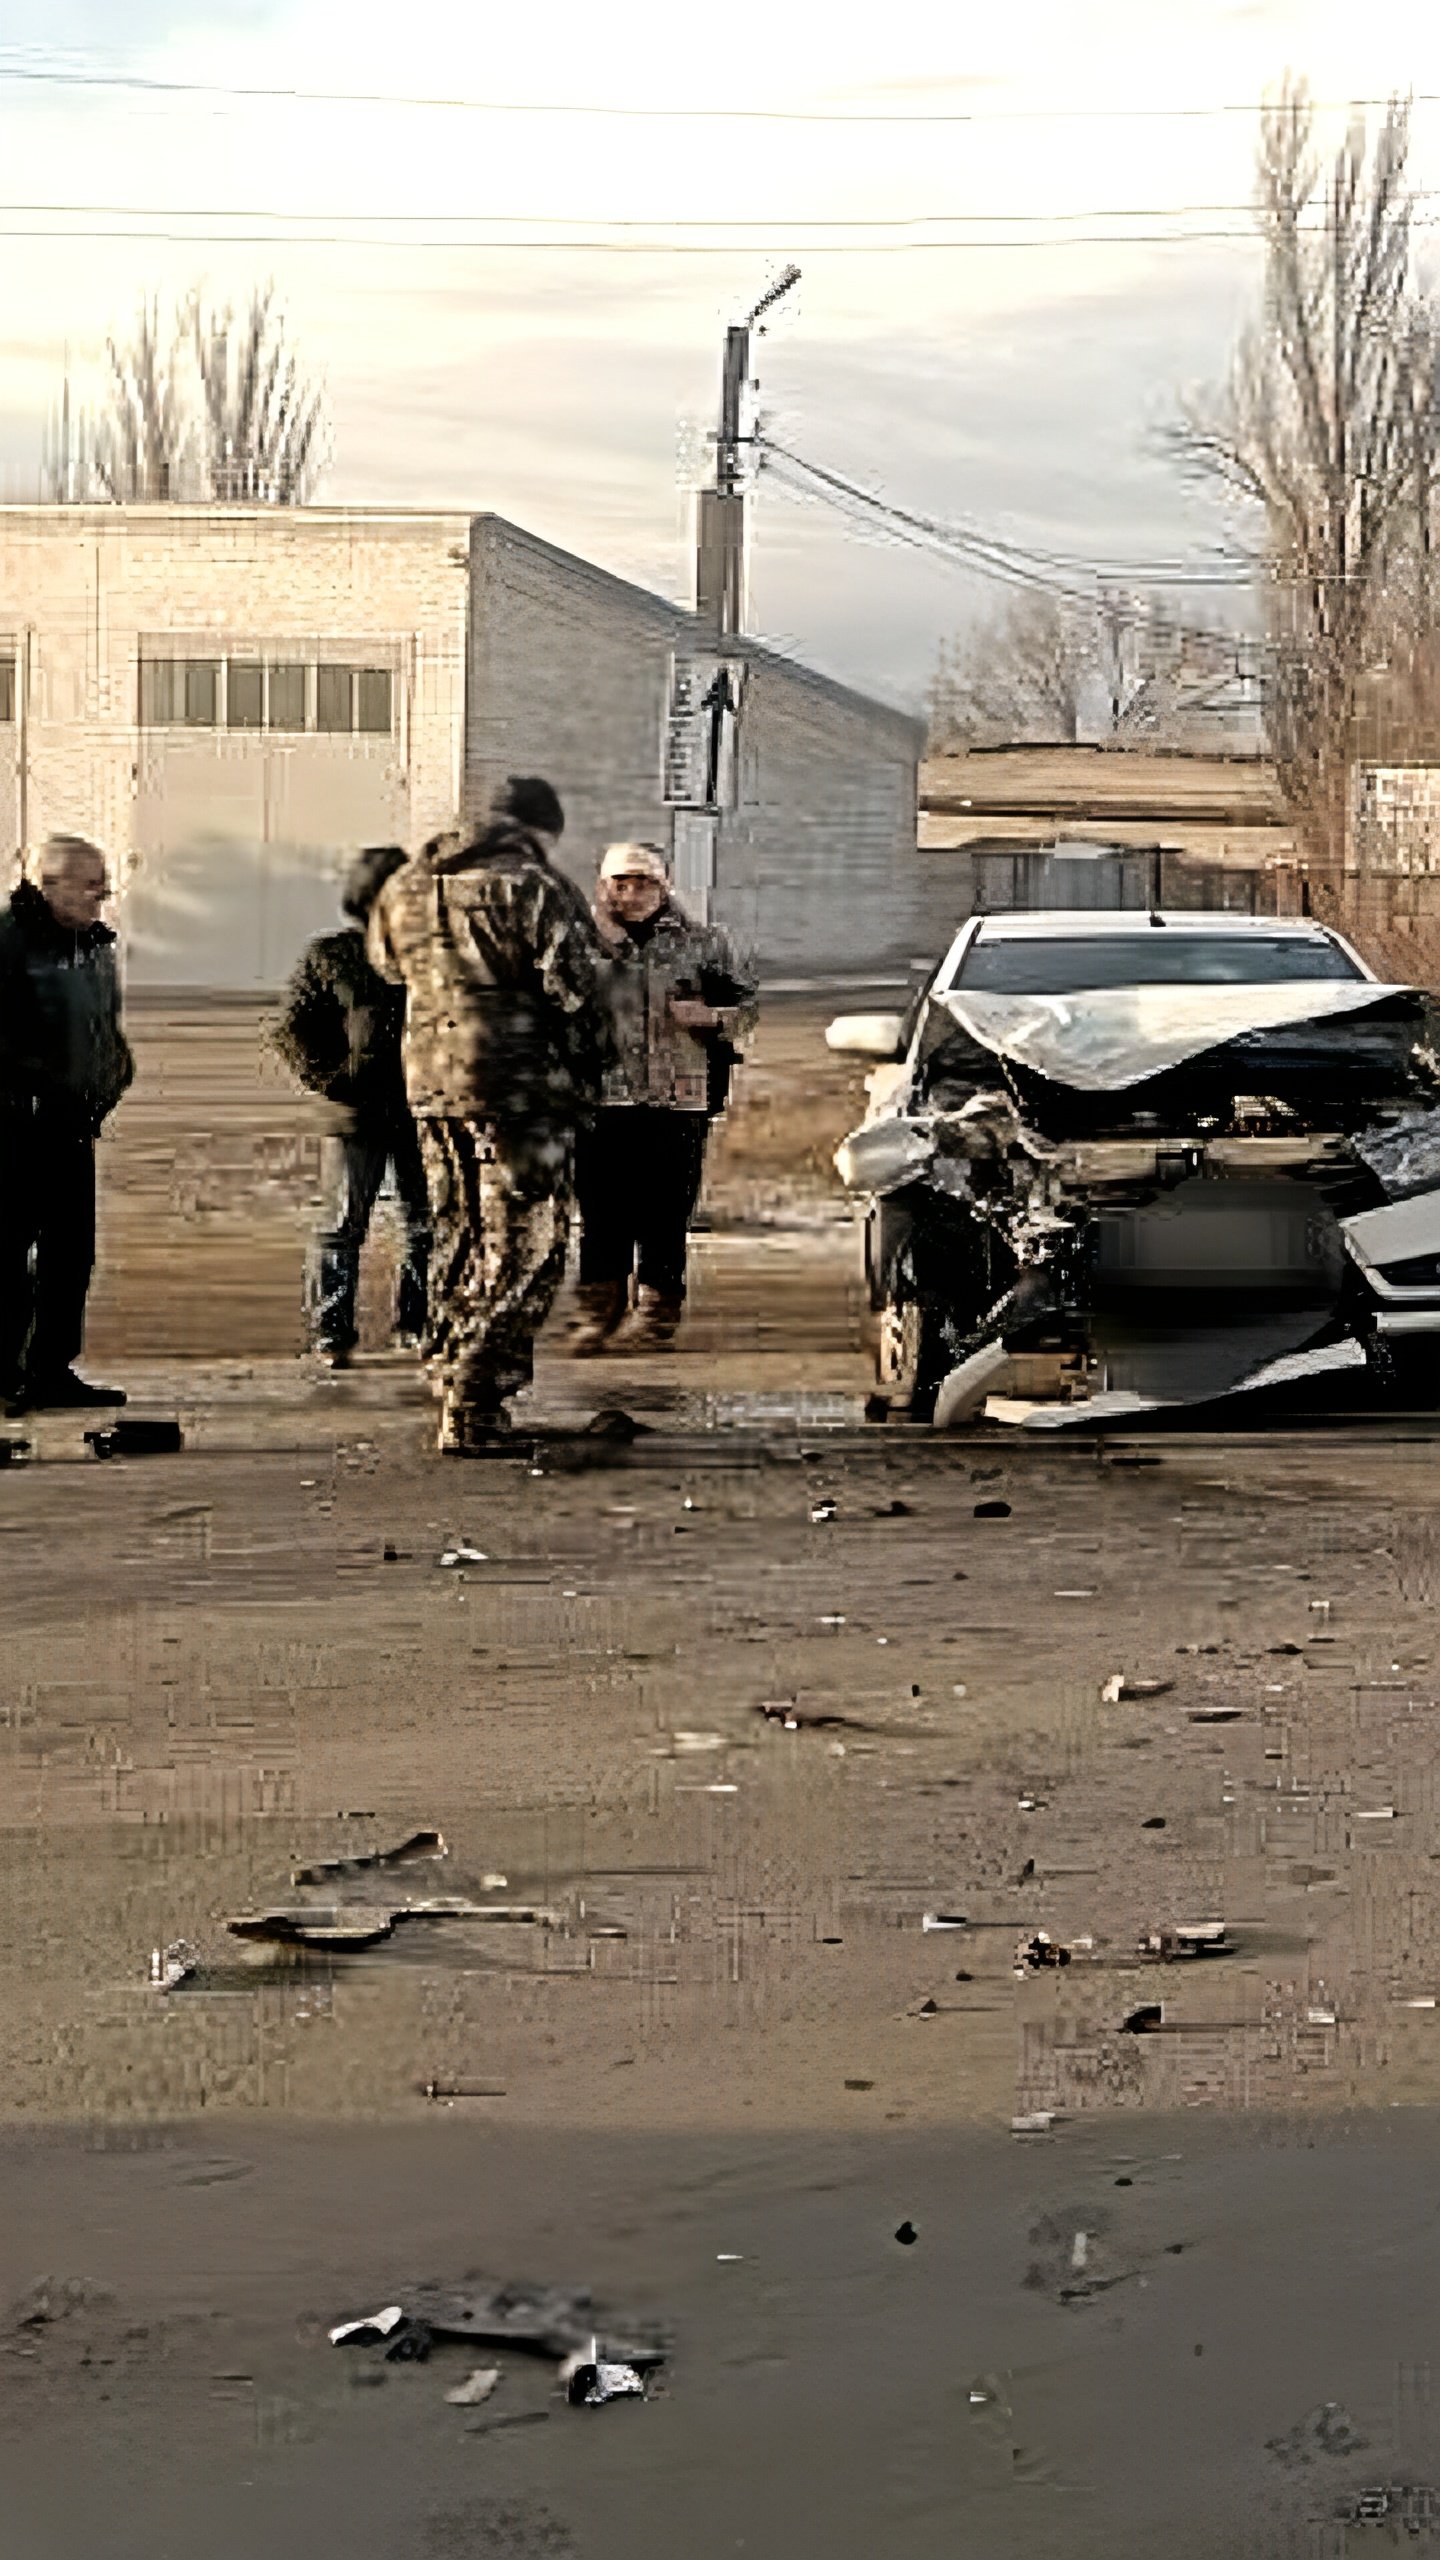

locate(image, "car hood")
(937, 978), (1413, 1093)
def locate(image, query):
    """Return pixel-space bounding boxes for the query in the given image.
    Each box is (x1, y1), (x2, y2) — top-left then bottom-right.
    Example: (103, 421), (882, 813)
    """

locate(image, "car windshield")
(953, 931), (1364, 995)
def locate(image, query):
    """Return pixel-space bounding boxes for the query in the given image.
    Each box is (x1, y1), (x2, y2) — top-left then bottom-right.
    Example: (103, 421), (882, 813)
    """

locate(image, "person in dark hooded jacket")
(0, 834), (133, 1412)
(274, 846), (430, 1366)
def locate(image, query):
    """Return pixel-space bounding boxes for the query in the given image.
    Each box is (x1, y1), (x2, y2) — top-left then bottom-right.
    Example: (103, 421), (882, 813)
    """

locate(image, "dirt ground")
(10, 999), (1440, 2553)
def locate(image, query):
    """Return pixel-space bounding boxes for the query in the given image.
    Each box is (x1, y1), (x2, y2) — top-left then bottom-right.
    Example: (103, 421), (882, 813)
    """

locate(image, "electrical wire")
(757, 438), (1265, 666)
(0, 55), (1431, 126)
(7, 215), (1440, 253)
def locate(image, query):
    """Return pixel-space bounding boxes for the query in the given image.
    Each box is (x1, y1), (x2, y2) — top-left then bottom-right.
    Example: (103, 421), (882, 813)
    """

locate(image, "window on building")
(267, 662), (308, 731)
(0, 656), (15, 724)
(183, 661), (220, 726)
(226, 661), (264, 729)
(315, 663), (352, 735)
(139, 658), (180, 725)
(139, 649), (395, 735)
(140, 657), (223, 727)
(355, 668), (393, 735)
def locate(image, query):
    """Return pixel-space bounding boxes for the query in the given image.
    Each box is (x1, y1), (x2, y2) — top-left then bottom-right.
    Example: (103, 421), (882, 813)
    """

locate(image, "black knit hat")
(490, 775), (564, 838)
(342, 844), (407, 921)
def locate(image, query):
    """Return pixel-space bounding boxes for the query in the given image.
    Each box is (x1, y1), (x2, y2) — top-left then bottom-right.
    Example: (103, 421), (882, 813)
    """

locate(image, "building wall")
(467, 517), (923, 970)
(0, 504), (922, 985)
(0, 506), (470, 984)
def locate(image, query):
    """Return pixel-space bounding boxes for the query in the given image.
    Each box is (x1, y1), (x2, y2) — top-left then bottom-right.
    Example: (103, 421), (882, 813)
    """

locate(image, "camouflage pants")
(418, 1117), (574, 1411)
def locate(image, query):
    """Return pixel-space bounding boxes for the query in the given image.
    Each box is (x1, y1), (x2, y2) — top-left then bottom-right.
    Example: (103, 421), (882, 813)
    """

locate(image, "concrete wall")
(0, 506), (470, 984)
(468, 517), (923, 971)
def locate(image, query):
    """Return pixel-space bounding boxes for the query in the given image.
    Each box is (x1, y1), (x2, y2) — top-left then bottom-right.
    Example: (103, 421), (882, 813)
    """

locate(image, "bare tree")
(90, 299), (195, 502)
(929, 586), (1247, 751)
(1171, 80), (1435, 886)
(190, 287), (325, 504)
(929, 591), (1089, 747)
(41, 366), (95, 504)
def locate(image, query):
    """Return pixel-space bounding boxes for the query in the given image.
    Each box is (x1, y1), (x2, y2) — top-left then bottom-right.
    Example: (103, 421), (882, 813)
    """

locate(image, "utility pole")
(696, 265), (800, 640)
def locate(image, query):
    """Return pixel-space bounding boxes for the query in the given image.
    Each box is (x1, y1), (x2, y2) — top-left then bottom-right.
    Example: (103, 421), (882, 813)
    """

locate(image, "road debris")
(1102, 1674), (1174, 1704)
(85, 1418), (184, 1458)
(438, 1546), (488, 1568)
(386, 2281), (666, 2370)
(1336, 2483), (1440, 2529)
(445, 2366), (501, 2407)
(1121, 2003), (1164, 2034)
(894, 2221), (918, 2246)
(585, 1407), (649, 1442)
(973, 1499), (1012, 1519)
(1188, 1706), (1243, 1723)
(292, 1829), (447, 1886)
(1011, 2111), (1057, 2134)
(810, 1500), (837, 1524)
(757, 1698), (871, 1734)
(329, 2306), (405, 2346)
(1139, 1921), (1233, 1962)
(149, 1941), (197, 1993)
(227, 1898), (560, 1948)
(1016, 1931), (1072, 1972)
(922, 1911), (968, 1932)
(562, 2342), (647, 2407)
(1266, 2401), (1369, 2466)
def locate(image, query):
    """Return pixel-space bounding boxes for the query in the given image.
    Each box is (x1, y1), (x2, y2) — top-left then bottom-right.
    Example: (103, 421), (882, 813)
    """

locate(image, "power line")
(0, 197), (1306, 227)
(759, 438), (1248, 587)
(10, 216), (1440, 253)
(0, 55), (1432, 126)
(758, 439), (1264, 659)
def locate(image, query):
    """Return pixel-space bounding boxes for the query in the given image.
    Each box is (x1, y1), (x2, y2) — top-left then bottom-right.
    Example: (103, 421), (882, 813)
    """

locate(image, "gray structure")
(0, 504), (922, 987)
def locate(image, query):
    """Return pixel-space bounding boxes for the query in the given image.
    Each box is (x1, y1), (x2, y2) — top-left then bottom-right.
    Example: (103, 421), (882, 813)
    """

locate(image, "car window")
(953, 933), (1364, 994)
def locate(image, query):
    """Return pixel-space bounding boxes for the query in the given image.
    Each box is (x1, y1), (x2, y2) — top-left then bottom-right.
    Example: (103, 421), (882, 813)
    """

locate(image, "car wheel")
(1365, 1332), (1440, 1408)
(874, 1289), (948, 1422)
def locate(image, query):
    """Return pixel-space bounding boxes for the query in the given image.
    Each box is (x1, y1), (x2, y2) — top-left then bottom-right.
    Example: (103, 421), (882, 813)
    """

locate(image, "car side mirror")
(825, 1012), (905, 1062)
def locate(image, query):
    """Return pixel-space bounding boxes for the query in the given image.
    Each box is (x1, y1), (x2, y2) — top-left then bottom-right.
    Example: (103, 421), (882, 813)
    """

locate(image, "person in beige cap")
(570, 841), (756, 1355)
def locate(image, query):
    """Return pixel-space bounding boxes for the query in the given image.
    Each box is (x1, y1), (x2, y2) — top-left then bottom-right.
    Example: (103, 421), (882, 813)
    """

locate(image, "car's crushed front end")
(836, 972), (1440, 1421)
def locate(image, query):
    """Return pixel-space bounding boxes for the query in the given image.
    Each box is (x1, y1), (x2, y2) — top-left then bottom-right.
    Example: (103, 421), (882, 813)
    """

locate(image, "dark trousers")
(0, 1109), (97, 1393)
(308, 1118), (431, 1353)
(575, 1107), (709, 1302)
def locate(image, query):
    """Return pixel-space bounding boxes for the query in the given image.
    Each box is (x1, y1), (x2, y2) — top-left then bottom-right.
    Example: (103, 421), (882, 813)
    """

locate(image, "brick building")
(0, 504), (922, 987)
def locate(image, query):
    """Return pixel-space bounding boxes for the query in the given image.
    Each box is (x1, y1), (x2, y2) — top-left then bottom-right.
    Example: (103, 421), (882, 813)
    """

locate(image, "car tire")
(1365, 1332), (1440, 1408)
(874, 1289), (949, 1423)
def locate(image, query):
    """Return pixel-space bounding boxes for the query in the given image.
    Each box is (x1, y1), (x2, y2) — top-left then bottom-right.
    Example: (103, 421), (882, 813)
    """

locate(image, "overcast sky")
(1, 0), (1438, 708)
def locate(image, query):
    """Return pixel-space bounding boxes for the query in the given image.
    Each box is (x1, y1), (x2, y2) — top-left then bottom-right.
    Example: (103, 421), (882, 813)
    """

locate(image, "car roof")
(967, 911), (1339, 940)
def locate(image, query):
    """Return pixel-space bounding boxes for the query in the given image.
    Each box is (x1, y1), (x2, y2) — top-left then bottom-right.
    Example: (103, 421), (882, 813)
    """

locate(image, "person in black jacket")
(0, 835), (134, 1412)
(274, 847), (430, 1368)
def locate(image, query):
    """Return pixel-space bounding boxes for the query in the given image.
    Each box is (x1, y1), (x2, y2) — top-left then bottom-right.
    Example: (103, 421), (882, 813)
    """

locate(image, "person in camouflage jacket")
(367, 777), (615, 1451)
(273, 846), (430, 1365)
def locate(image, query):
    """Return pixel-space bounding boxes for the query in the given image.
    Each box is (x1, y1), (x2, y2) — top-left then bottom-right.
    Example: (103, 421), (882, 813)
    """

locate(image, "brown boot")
(437, 1395), (513, 1455)
(567, 1280), (628, 1358)
(623, 1286), (684, 1349)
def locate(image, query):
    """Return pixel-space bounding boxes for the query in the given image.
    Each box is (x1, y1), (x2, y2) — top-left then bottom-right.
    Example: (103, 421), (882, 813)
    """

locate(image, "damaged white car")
(828, 911), (1440, 1423)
